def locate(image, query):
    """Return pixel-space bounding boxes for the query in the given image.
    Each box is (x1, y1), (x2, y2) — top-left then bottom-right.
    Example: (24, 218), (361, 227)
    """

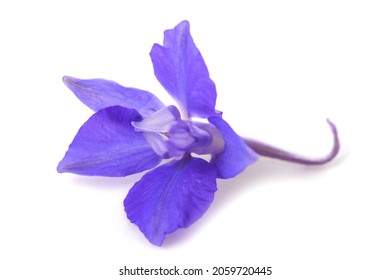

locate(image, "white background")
(1, 1), (389, 279)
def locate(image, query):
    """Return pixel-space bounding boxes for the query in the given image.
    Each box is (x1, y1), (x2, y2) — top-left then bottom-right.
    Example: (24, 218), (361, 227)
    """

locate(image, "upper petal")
(209, 116), (258, 179)
(57, 106), (161, 176)
(150, 20), (218, 118)
(63, 76), (165, 117)
(124, 156), (217, 246)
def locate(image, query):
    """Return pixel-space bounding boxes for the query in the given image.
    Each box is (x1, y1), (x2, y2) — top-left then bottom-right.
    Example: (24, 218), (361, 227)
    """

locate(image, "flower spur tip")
(244, 119), (340, 165)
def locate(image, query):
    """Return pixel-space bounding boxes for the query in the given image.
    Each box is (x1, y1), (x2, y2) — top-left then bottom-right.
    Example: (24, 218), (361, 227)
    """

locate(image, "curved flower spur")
(57, 21), (340, 246)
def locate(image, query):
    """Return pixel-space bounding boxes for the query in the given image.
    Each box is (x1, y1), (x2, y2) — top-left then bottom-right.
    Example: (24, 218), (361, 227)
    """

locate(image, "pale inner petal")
(132, 105), (181, 133)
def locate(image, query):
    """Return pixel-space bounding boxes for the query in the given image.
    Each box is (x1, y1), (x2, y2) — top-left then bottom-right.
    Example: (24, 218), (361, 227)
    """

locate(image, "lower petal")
(124, 155), (217, 246)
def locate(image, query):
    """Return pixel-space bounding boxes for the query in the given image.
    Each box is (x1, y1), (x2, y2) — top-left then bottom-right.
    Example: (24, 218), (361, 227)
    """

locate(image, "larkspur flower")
(58, 20), (340, 246)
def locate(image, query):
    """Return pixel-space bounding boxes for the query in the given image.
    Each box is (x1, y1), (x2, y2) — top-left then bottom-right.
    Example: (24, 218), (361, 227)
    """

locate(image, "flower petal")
(63, 76), (165, 117)
(209, 116), (258, 179)
(57, 106), (161, 176)
(124, 156), (217, 246)
(141, 131), (171, 158)
(150, 20), (218, 118)
(168, 121), (196, 150)
(131, 105), (181, 133)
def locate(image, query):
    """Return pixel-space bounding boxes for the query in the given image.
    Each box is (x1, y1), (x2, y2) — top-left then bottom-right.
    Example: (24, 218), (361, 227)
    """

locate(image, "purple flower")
(58, 21), (340, 246)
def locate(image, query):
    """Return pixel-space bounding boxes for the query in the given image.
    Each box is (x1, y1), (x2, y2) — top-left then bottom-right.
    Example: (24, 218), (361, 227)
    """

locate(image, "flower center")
(132, 106), (224, 159)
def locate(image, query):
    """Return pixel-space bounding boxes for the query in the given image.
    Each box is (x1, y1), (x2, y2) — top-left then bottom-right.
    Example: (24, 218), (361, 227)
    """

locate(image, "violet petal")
(57, 106), (161, 176)
(209, 116), (258, 179)
(150, 20), (218, 118)
(63, 76), (165, 117)
(124, 156), (217, 246)
(131, 105), (181, 133)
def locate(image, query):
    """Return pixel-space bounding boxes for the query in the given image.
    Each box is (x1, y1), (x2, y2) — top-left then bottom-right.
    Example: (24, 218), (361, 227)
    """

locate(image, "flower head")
(58, 21), (339, 246)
